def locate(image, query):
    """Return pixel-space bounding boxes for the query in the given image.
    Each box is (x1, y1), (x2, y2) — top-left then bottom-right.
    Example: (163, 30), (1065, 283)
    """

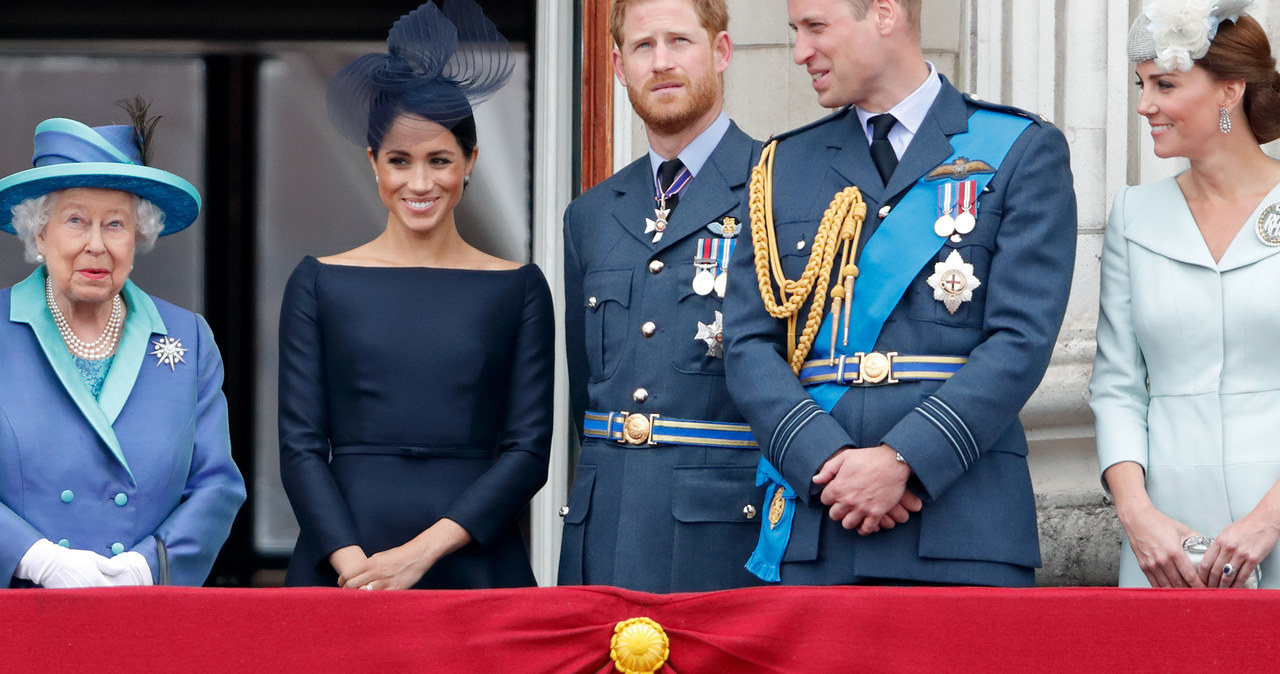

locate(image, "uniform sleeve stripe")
(914, 406), (969, 470)
(925, 396), (978, 461)
(917, 397), (976, 469)
(772, 400), (822, 466)
(919, 397), (975, 466)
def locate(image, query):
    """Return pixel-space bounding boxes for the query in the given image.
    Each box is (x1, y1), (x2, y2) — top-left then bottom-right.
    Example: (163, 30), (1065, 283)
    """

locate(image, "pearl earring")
(375, 175), (380, 183)
(463, 174), (471, 187)
(36, 253), (45, 264)
(1220, 107), (1232, 134)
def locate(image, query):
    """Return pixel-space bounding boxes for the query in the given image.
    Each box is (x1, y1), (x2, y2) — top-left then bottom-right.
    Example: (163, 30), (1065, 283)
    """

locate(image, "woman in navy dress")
(279, 0), (553, 590)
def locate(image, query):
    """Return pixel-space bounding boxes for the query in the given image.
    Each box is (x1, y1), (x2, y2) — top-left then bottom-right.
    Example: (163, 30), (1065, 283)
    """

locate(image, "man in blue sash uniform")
(558, 0), (765, 592)
(723, 0), (1076, 586)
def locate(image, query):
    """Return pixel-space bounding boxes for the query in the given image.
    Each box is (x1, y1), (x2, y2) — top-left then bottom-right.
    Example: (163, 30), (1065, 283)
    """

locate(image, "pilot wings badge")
(926, 157), (996, 182)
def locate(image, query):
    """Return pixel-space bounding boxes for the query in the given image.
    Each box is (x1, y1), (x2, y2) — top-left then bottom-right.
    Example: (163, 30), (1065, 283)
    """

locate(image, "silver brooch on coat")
(1256, 202), (1280, 247)
(150, 336), (188, 371)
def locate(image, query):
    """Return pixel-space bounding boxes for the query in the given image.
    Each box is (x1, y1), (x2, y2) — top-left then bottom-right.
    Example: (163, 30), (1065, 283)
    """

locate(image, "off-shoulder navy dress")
(278, 256), (554, 588)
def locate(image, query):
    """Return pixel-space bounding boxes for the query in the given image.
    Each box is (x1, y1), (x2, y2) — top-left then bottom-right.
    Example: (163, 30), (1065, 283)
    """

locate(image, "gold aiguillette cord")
(749, 140), (866, 374)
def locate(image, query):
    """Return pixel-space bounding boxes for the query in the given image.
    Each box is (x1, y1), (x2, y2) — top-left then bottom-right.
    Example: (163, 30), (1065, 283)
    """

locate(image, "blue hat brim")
(0, 162), (201, 236)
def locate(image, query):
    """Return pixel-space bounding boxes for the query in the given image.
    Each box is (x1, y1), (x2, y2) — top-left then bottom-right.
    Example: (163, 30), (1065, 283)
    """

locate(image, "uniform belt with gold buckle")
(798, 353), (968, 387)
(583, 411), (757, 449)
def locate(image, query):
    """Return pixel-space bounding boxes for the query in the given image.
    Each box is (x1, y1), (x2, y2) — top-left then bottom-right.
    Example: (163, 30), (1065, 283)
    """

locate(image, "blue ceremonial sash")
(808, 109), (1033, 412)
(746, 108), (1033, 582)
(744, 457), (796, 583)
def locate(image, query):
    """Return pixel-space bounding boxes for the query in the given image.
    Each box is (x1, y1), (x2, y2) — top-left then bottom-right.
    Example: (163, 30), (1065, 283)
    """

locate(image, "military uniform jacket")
(559, 122), (766, 592)
(723, 78), (1076, 586)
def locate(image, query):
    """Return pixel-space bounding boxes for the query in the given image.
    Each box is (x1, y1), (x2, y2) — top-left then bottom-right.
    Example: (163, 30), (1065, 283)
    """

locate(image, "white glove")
(14, 539), (117, 588)
(96, 550), (153, 586)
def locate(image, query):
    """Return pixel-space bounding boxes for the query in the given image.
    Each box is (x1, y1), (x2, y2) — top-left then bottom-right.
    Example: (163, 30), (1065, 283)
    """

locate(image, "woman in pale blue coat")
(0, 103), (245, 588)
(1091, 1), (1280, 588)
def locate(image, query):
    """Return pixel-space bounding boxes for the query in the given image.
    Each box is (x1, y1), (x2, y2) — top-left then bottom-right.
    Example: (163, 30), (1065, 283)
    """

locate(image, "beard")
(627, 69), (721, 137)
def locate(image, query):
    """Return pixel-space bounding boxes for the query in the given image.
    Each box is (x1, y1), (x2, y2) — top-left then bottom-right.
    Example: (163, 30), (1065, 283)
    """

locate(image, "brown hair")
(609, 0), (729, 48)
(1200, 15), (1280, 144)
(844, 0), (921, 31)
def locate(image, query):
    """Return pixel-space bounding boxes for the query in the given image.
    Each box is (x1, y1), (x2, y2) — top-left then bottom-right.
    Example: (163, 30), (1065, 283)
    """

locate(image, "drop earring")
(463, 174), (471, 187)
(1220, 107), (1232, 134)
(375, 175), (380, 183)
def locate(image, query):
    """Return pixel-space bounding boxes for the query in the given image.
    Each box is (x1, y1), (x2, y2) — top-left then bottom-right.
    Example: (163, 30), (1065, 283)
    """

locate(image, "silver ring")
(1222, 563), (1237, 577)
(362, 584), (374, 591)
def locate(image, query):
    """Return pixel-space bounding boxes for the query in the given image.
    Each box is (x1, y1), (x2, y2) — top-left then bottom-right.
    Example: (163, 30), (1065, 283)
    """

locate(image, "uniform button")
(61, 490), (74, 503)
(743, 504), (758, 520)
(633, 388), (649, 404)
(111, 542), (125, 555)
(641, 321), (657, 337)
(649, 260), (664, 274)
(58, 539), (70, 548)
(114, 493), (128, 507)
(878, 205), (891, 219)
(558, 506), (570, 518)
(796, 240), (806, 251)
(587, 296), (598, 310)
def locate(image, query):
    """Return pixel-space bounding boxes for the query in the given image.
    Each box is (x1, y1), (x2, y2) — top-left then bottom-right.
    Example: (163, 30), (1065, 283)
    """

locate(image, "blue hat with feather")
(0, 99), (201, 236)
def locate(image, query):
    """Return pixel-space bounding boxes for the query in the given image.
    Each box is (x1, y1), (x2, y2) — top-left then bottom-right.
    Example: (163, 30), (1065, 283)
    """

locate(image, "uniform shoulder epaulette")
(765, 106), (852, 145)
(962, 92), (1054, 126)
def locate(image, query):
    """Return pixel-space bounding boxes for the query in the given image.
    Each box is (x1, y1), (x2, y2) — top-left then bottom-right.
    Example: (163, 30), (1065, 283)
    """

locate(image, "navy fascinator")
(327, 0), (514, 148)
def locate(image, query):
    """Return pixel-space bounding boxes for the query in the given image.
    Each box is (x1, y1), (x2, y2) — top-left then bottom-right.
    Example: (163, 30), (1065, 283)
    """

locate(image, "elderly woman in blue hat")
(0, 101), (246, 588)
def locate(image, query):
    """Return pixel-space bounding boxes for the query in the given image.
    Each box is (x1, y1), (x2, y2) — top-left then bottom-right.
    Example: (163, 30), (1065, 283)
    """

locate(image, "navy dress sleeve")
(442, 265), (554, 545)
(278, 257), (361, 565)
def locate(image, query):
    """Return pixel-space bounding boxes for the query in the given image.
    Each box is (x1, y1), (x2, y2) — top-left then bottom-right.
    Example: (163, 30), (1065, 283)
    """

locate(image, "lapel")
(9, 268), (164, 482)
(99, 278), (167, 425)
(652, 122), (752, 255)
(883, 79), (970, 200)
(830, 79), (972, 206)
(1218, 181), (1280, 272)
(609, 159), (666, 249)
(1122, 177), (1280, 272)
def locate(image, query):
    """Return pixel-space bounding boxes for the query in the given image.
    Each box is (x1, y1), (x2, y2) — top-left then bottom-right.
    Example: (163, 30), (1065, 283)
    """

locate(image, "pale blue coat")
(1091, 177), (1280, 588)
(0, 268), (245, 586)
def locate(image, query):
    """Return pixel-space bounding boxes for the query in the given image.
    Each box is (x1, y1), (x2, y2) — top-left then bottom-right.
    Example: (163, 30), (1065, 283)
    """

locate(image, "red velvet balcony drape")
(4, 585), (1277, 672)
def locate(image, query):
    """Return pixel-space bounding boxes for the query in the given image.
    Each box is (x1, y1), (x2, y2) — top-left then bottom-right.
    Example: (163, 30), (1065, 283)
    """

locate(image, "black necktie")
(657, 158), (685, 212)
(868, 114), (898, 186)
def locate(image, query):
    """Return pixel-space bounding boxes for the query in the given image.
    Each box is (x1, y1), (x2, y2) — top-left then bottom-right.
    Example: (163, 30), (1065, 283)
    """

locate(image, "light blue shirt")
(646, 111), (731, 185)
(854, 62), (942, 160)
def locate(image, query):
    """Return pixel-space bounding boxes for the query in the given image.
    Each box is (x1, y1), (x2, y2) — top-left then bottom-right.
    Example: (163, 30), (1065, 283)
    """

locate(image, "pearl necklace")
(45, 276), (124, 360)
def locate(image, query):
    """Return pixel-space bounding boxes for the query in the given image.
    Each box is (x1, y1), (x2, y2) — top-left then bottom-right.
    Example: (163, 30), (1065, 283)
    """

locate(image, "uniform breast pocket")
(583, 269), (632, 380)
(907, 239), (993, 328)
(672, 289), (725, 376)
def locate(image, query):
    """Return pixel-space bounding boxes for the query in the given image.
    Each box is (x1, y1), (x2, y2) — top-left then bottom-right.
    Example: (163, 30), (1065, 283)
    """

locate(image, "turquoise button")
(111, 542), (125, 555)
(57, 539), (70, 548)
(114, 493), (128, 506)
(60, 490), (74, 503)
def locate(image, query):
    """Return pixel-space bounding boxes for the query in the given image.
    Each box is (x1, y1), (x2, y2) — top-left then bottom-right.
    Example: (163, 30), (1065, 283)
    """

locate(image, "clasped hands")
(332, 518), (471, 591)
(17, 538), (151, 588)
(813, 444), (922, 535)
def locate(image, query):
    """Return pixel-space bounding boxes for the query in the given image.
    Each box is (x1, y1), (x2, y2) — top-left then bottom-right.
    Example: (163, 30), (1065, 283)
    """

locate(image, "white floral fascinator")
(1127, 0), (1253, 70)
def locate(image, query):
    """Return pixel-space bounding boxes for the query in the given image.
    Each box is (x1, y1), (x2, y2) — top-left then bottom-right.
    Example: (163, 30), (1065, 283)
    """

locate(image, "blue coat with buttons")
(723, 78), (1076, 586)
(559, 122), (766, 593)
(0, 268), (245, 586)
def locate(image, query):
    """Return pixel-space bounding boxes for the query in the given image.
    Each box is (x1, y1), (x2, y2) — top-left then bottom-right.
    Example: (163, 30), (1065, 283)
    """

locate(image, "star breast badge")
(150, 336), (188, 371)
(695, 310), (725, 358)
(927, 249), (981, 314)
